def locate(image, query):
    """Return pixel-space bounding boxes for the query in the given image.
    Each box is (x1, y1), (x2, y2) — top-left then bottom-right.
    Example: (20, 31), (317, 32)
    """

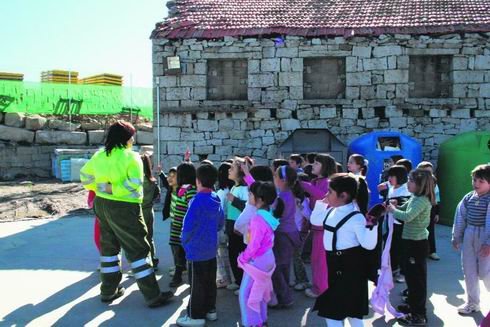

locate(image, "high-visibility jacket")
(80, 147), (144, 204)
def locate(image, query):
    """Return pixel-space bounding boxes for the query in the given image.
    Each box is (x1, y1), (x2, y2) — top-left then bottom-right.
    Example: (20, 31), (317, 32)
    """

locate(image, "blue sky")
(0, 0), (167, 87)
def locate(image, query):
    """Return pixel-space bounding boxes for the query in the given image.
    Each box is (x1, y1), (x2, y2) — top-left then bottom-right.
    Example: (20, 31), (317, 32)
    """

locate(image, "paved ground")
(0, 214), (488, 327)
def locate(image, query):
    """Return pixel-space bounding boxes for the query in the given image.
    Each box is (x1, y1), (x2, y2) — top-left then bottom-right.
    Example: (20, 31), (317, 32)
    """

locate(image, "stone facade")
(153, 33), (490, 167)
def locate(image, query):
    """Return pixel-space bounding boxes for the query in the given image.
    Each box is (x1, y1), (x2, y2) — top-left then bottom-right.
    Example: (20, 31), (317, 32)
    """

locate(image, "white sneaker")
(206, 310), (218, 321)
(176, 315), (205, 327)
(294, 282), (308, 291)
(226, 283), (240, 291)
(428, 253), (440, 261)
(304, 288), (319, 298)
(234, 289), (240, 296)
(394, 273), (406, 283)
(458, 303), (480, 315)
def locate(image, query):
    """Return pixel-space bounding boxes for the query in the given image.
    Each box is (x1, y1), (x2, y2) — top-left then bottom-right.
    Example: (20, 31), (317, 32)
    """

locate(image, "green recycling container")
(437, 131), (490, 225)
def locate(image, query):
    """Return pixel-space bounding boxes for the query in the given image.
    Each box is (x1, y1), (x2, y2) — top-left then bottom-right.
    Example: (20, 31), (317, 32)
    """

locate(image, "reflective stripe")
(128, 178), (143, 186)
(100, 266), (121, 274)
(123, 180), (142, 199)
(97, 182), (110, 193)
(131, 257), (150, 269)
(133, 268), (153, 279)
(80, 172), (95, 185)
(100, 255), (120, 263)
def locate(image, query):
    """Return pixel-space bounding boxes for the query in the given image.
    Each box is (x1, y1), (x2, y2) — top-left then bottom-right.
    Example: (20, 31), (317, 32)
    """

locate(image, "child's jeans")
(462, 225), (490, 306)
(402, 239), (429, 316)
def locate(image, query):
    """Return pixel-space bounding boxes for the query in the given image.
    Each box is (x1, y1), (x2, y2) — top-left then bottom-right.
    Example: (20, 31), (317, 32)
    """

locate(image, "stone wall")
(0, 113), (155, 180)
(152, 33), (490, 167)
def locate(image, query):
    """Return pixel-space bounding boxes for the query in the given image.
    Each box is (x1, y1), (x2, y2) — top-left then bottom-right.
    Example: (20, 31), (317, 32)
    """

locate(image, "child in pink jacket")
(238, 181), (280, 327)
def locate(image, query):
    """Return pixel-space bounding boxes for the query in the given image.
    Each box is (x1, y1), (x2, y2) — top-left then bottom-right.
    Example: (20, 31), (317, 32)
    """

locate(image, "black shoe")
(401, 288), (409, 297)
(397, 304), (411, 314)
(169, 275), (183, 287)
(397, 313), (427, 326)
(148, 291), (174, 308)
(101, 286), (125, 303)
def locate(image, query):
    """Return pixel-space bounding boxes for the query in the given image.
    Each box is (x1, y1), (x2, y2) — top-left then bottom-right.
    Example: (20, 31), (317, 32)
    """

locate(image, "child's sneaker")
(206, 309), (218, 321)
(216, 279), (229, 289)
(304, 288), (319, 298)
(428, 253), (440, 261)
(294, 282), (308, 291)
(176, 315), (205, 327)
(397, 313), (427, 326)
(226, 283), (240, 291)
(394, 273), (406, 283)
(457, 303), (480, 315)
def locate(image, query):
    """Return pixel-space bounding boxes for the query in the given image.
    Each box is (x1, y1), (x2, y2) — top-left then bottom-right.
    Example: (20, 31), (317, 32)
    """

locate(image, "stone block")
(0, 125), (35, 143)
(180, 75), (206, 87)
(276, 48), (298, 58)
(384, 70), (409, 83)
(342, 108), (358, 119)
(319, 107), (337, 119)
(452, 56), (468, 70)
(81, 121), (104, 130)
(278, 72), (303, 87)
(4, 112), (26, 128)
(281, 58), (291, 72)
(365, 118), (380, 128)
(262, 90), (288, 103)
(475, 55), (490, 70)
(373, 46), (402, 57)
(280, 119), (300, 131)
(363, 58), (388, 71)
(289, 87), (303, 100)
(451, 109), (471, 118)
(346, 86), (360, 99)
(197, 120), (218, 132)
(261, 58), (280, 72)
(248, 74), (275, 88)
(88, 130), (106, 144)
(35, 130), (86, 145)
(159, 127), (181, 140)
(167, 142), (190, 155)
(194, 145), (214, 154)
(387, 56), (397, 69)
(291, 58), (303, 72)
(480, 84), (490, 97)
(166, 87), (191, 100)
(135, 123), (153, 132)
(352, 46), (372, 58)
(158, 76), (177, 87)
(389, 117), (408, 128)
(25, 115), (47, 130)
(195, 62), (207, 75)
(346, 57), (358, 72)
(396, 84), (409, 98)
(47, 119), (81, 131)
(397, 56), (409, 69)
(262, 47), (276, 58)
(453, 71), (485, 84)
(219, 119), (235, 131)
(191, 88), (207, 100)
(429, 109), (447, 118)
(346, 72), (371, 86)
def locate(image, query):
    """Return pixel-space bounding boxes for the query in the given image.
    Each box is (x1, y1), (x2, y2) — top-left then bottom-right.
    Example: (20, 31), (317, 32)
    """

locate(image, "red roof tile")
(152, 0), (490, 39)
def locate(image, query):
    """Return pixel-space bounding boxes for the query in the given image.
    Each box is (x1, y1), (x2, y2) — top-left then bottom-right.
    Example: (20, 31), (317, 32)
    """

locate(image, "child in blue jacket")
(178, 164), (225, 327)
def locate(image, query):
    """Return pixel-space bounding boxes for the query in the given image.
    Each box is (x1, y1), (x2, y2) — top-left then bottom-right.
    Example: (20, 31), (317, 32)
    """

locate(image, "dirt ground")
(0, 178), (90, 221)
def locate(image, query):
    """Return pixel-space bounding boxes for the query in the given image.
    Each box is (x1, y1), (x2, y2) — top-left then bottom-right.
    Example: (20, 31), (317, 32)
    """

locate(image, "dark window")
(409, 56), (452, 98)
(304, 58), (346, 99)
(207, 59), (248, 100)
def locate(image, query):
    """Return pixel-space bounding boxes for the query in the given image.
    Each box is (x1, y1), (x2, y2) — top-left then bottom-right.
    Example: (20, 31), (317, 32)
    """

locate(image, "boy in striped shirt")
(452, 164), (490, 315)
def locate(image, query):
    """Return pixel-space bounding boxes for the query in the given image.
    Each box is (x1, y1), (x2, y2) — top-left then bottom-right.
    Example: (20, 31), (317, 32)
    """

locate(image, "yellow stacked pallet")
(41, 70), (78, 84)
(80, 73), (123, 86)
(0, 72), (24, 81)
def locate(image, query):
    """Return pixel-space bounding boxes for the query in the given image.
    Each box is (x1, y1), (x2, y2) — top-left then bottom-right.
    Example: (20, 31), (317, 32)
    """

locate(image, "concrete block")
(373, 46), (402, 57)
(248, 74), (275, 88)
(261, 58), (280, 72)
(4, 112), (25, 128)
(276, 48), (298, 58)
(47, 119), (81, 131)
(197, 120), (218, 132)
(280, 119), (300, 131)
(475, 55), (490, 70)
(25, 115), (47, 130)
(88, 130), (106, 144)
(35, 130), (86, 145)
(158, 76), (177, 87)
(384, 70), (409, 84)
(278, 72), (303, 87)
(352, 46), (372, 58)
(480, 83), (490, 97)
(180, 75), (206, 87)
(346, 72), (371, 86)
(159, 127), (181, 140)
(363, 58), (388, 71)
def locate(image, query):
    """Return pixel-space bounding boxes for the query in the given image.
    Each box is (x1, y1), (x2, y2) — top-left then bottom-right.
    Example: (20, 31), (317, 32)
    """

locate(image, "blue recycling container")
(348, 131), (423, 207)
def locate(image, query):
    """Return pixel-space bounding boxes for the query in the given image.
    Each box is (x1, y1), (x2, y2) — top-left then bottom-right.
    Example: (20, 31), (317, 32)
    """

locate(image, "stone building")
(151, 0), (490, 167)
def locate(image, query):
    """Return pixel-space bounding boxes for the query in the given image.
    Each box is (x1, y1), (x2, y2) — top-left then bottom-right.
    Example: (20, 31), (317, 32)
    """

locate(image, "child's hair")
(250, 165), (274, 182)
(250, 181), (277, 208)
(306, 153), (317, 164)
(225, 159), (234, 164)
(396, 158), (413, 172)
(391, 155), (404, 164)
(289, 154), (303, 166)
(276, 165), (298, 189)
(387, 165), (408, 185)
(409, 169), (436, 205)
(349, 154), (368, 176)
(417, 161), (434, 170)
(200, 159), (214, 166)
(336, 162), (344, 173)
(168, 167), (177, 175)
(141, 154), (156, 182)
(329, 173), (368, 211)
(272, 159), (289, 171)
(471, 164), (490, 182)
(177, 162), (196, 187)
(314, 153), (337, 178)
(218, 162), (235, 190)
(196, 164), (218, 189)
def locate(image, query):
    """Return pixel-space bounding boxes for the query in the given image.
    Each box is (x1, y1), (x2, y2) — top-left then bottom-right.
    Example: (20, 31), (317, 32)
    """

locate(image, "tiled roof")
(152, 0), (490, 39)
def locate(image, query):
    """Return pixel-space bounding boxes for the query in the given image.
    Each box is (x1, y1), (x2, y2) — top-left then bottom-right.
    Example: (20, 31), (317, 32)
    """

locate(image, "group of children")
(90, 149), (490, 327)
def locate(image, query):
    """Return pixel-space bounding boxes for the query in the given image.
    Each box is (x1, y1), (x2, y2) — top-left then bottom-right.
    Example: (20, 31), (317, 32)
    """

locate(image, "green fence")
(0, 80), (153, 119)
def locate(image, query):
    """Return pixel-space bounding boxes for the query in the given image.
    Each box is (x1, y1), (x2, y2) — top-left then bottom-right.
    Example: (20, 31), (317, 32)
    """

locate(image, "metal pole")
(68, 70), (72, 131)
(156, 76), (161, 167)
